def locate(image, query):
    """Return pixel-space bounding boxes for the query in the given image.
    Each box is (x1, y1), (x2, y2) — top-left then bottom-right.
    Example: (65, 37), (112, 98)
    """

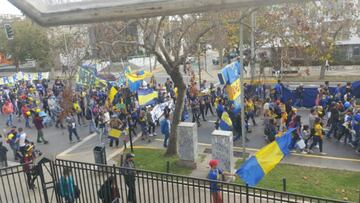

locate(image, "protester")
(58, 167), (79, 203)
(66, 114), (81, 143)
(308, 117), (325, 155)
(98, 176), (120, 203)
(207, 159), (233, 203)
(0, 140), (8, 168)
(122, 153), (136, 203)
(160, 114), (171, 148)
(33, 113), (49, 144)
(23, 143), (39, 190)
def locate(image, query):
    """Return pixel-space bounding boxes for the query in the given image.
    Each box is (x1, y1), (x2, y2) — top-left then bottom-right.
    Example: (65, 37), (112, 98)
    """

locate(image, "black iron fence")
(0, 158), (351, 203)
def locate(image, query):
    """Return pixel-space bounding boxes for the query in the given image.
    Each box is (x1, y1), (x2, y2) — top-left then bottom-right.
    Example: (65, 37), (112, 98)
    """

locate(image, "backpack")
(85, 107), (92, 120)
(274, 105), (282, 118)
(160, 119), (169, 135)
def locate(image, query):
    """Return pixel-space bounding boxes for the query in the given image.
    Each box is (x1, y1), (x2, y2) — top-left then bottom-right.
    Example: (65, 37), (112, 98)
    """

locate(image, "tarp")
(281, 83), (360, 108)
(0, 72), (49, 85)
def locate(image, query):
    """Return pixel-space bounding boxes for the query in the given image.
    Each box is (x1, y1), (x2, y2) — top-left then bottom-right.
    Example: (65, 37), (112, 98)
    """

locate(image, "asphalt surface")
(2, 106), (358, 164)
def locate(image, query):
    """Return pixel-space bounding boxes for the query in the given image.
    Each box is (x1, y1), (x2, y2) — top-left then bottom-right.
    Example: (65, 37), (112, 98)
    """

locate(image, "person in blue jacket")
(58, 167), (79, 203)
(350, 114), (360, 153)
(274, 80), (283, 101)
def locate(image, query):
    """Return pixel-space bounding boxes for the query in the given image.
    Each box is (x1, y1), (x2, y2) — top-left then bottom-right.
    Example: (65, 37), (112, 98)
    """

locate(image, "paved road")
(1, 106), (358, 165)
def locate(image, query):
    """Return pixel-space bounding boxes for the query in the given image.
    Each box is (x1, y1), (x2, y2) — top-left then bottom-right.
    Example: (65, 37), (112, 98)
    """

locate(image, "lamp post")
(239, 12), (246, 161)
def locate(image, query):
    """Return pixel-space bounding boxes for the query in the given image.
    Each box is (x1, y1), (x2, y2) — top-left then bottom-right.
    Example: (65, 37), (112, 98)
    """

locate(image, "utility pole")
(239, 12), (247, 161)
(204, 48), (207, 72)
(250, 11), (256, 82)
(198, 43), (202, 89)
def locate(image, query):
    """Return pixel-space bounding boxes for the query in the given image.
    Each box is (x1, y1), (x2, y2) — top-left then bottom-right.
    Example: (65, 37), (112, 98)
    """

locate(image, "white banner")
(150, 100), (174, 122)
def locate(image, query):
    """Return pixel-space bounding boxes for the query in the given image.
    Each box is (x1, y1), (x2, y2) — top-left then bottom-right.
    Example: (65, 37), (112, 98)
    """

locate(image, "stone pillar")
(177, 122), (198, 168)
(212, 130), (234, 172)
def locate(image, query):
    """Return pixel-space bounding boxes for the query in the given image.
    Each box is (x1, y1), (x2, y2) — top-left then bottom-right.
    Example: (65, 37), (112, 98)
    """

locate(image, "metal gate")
(0, 157), (57, 203)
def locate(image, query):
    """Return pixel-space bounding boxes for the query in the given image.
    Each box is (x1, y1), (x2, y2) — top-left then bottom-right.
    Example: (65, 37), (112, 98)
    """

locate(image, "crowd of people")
(211, 79), (360, 155)
(0, 67), (358, 199)
(0, 75), (359, 172)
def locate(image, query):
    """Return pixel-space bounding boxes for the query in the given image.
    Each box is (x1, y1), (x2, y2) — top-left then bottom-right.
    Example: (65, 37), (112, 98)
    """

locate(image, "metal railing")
(0, 158), (350, 203)
(53, 159), (347, 203)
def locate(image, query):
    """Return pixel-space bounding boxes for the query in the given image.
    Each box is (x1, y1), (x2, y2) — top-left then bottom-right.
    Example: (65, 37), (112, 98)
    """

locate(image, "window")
(353, 46), (360, 56)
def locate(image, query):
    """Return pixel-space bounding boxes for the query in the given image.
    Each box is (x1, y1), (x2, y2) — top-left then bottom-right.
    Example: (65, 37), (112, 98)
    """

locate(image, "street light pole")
(250, 11), (256, 82)
(239, 12), (246, 161)
(198, 43), (202, 89)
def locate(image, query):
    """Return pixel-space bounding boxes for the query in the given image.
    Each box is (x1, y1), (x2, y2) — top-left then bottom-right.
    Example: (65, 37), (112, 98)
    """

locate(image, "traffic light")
(4, 24), (14, 40)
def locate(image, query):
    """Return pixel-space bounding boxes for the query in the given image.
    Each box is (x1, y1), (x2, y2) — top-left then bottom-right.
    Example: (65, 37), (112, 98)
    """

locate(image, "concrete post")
(212, 130), (234, 172)
(177, 122), (198, 168)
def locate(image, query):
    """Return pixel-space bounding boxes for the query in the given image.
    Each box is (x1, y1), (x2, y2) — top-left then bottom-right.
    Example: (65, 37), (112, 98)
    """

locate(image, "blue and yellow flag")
(126, 71), (152, 82)
(236, 129), (295, 186)
(219, 111), (233, 131)
(138, 88), (158, 106)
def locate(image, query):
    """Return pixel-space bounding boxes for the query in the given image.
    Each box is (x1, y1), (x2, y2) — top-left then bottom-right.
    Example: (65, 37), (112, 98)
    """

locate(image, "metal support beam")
(9, 0), (304, 26)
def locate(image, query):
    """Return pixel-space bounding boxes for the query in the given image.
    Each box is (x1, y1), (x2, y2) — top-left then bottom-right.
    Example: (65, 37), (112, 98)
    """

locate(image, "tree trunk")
(319, 65), (325, 80)
(15, 61), (19, 73)
(219, 47), (224, 69)
(165, 67), (186, 156)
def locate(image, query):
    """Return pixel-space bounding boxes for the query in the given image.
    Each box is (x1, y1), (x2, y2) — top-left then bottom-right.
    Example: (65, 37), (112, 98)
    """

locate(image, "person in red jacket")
(23, 144), (39, 190)
(33, 113), (48, 144)
(2, 100), (14, 126)
(21, 104), (31, 128)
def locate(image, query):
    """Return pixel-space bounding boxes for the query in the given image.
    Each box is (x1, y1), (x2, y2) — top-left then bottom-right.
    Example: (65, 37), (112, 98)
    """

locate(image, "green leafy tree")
(1, 19), (50, 71)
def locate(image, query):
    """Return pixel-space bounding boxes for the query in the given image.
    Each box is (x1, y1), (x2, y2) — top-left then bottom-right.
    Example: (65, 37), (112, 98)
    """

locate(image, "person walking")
(98, 176), (120, 203)
(3, 100), (14, 126)
(58, 167), (79, 203)
(160, 114), (171, 148)
(33, 113), (49, 144)
(66, 114), (81, 143)
(16, 127), (28, 158)
(6, 126), (19, 160)
(146, 108), (156, 136)
(309, 117), (325, 155)
(0, 140), (8, 168)
(23, 144), (39, 190)
(122, 153), (136, 203)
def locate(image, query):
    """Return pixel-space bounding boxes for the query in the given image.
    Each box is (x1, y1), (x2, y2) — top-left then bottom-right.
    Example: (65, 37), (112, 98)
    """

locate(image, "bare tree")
(107, 15), (216, 156)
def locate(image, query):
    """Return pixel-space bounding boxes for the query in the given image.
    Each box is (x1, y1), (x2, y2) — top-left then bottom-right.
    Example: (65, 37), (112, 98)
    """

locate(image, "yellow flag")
(108, 87), (117, 103)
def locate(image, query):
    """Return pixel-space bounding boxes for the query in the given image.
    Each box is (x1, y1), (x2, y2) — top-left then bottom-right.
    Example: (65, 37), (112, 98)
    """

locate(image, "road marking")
(154, 138), (360, 163)
(56, 132), (97, 157)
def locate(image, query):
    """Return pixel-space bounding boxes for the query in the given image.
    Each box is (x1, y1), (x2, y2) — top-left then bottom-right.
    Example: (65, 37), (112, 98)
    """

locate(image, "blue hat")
(344, 102), (351, 109)
(354, 114), (360, 122)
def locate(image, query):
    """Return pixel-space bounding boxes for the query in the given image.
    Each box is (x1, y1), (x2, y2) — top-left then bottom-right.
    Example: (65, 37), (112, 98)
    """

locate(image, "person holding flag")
(208, 159), (234, 203)
(219, 108), (233, 131)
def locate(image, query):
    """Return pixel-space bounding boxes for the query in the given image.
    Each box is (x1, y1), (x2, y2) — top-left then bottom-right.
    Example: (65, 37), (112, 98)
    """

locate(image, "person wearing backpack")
(98, 176), (120, 203)
(66, 113), (81, 143)
(122, 153), (136, 203)
(6, 126), (19, 160)
(86, 105), (96, 134)
(33, 113), (49, 144)
(160, 114), (171, 148)
(58, 167), (80, 203)
(0, 138), (8, 168)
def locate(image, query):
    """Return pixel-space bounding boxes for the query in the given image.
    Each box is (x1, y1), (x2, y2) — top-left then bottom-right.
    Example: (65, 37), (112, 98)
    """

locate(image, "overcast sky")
(0, 0), (22, 15)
